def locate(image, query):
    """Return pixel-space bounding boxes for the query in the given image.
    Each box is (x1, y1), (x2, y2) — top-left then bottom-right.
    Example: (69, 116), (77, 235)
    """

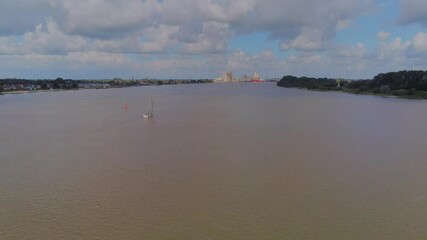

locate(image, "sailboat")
(143, 89), (153, 118)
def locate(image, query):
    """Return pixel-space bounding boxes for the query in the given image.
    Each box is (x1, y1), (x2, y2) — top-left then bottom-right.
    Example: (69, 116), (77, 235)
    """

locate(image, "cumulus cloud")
(24, 20), (88, 54)
(68, 51), (136, 68)
(377, 36), (412, 63)
(0, 19), (87, 55)
(181, 22), (230, 54)
(398, 0), (427, 27)
(4, 0), (427, 80)
(0, 0), (373, 55)
(226, 49), (278, 74)
(60, 0), (159, 38)
(0, 0), (62, 35)
(377, 31), (390, 42)
(0, 51), (138, 79)
(412, 32), (427, 52)
(94, 24), (179, 54)
(141, 55), (230, 79)
(281, 28), (325, 51)
(335, 43), (367, 58)
(322, 31), (420, 77)
(236, 0), (372, 50)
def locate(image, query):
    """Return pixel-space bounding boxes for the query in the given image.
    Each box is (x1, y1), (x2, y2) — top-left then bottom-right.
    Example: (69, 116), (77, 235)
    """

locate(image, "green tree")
(380, 85), (390, 94)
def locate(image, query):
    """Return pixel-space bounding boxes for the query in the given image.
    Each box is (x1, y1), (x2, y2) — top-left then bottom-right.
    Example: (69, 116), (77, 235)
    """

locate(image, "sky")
(0, 0), (427, 80)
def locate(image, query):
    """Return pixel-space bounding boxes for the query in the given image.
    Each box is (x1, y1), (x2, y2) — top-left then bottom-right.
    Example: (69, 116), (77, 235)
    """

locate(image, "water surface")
(1, 83), (427, 239)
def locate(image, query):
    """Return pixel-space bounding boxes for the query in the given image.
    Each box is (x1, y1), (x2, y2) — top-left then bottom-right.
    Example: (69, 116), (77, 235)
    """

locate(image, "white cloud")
(224, 50), (281, 78)
(1, 51), (134, 69)
(327, 31), (427, 77)
(0, 0), (61, 35)
(398, 0), (427, 27)
(377, 37), (412, 63)
(0, 51), (139, 79)
(0, 19), (87, 55)
(0, 0), (374, 55)
(335, 43), (367, 58)
(68, 51), (136, 68)
(182, 22), (230, 54)
(412, 32), (427, 52)
(24, 20), (88, 54)
(237, 0), (372, 50)
(94, 25), (180, 54)
(281, 28), (324, 51)
(0, 37), (20, 55)
(61, 0), (159, 38)
(377, 31), (390, 42)
(4, 0), (427, 80)
(142, 57), (218, 79)
(140, 25), (179, 53)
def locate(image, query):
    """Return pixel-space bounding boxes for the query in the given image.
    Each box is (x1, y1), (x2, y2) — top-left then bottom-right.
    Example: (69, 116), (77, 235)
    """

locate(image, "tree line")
(277, 70), (427, 99)
(0, 78), (213, 93)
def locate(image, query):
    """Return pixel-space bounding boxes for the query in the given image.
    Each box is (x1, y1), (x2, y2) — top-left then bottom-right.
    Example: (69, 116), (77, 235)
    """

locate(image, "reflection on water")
(1, 83), (427, 239)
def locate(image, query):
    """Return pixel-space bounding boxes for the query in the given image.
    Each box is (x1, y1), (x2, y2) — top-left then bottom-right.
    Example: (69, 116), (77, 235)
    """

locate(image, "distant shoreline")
(0, 89), (75, 95)
(276, 71), (427, 100)
(0, 78), (214, 96)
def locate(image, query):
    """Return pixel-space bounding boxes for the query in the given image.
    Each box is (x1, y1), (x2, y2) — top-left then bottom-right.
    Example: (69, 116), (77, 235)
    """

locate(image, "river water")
(1, 83), (427, 239)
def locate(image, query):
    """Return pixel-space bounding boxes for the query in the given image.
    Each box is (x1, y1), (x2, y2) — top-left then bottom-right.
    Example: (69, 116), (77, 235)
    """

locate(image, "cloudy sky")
(0, 0), (426, 79)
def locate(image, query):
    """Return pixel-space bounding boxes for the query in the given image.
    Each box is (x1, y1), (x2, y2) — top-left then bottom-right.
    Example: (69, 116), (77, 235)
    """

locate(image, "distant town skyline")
(0, 0), (427, 80)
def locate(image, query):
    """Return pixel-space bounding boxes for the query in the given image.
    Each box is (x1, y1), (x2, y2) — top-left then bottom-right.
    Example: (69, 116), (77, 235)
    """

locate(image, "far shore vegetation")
(0, 78), (213, 95)
(277, 70), (427, 99)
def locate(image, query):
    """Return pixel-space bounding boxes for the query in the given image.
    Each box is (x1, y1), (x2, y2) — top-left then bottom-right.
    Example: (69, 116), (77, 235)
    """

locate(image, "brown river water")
(1, 83), (427, 239)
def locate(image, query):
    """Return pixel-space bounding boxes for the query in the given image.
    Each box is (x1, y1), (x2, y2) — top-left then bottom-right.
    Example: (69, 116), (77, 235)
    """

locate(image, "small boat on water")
(143, 89), (153, 118)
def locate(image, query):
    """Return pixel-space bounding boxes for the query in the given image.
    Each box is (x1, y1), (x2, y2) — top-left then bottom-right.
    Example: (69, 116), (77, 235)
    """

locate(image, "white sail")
(149, 89), (153, 114)
(143, 89), (153, 118)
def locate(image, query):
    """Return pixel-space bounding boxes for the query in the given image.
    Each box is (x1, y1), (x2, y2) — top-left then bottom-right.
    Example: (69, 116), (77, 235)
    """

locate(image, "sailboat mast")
(148, 89), (153, 113)
(150, 92), (153, 113)
(143, 88), (154, 118)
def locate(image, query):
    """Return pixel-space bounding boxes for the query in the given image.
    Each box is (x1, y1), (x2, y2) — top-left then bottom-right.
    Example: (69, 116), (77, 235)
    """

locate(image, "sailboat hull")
(143, 112), (153, 118)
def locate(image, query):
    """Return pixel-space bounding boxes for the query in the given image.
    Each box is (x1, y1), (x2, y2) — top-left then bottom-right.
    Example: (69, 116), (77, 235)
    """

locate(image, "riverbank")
(0, 89), (60, 95)
(276, 71), (427, 100)
(0, 78), (214, 96)
(291, 87), (427, 100)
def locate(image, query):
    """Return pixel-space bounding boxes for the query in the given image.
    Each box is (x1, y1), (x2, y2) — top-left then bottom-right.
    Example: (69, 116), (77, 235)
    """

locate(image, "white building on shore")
(215, 71), (264, 83)
(215, 71), (234, 83)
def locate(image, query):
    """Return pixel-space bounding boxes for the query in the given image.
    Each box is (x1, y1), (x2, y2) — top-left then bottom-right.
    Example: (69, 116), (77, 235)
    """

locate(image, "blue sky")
(0, 0), (427, 79)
